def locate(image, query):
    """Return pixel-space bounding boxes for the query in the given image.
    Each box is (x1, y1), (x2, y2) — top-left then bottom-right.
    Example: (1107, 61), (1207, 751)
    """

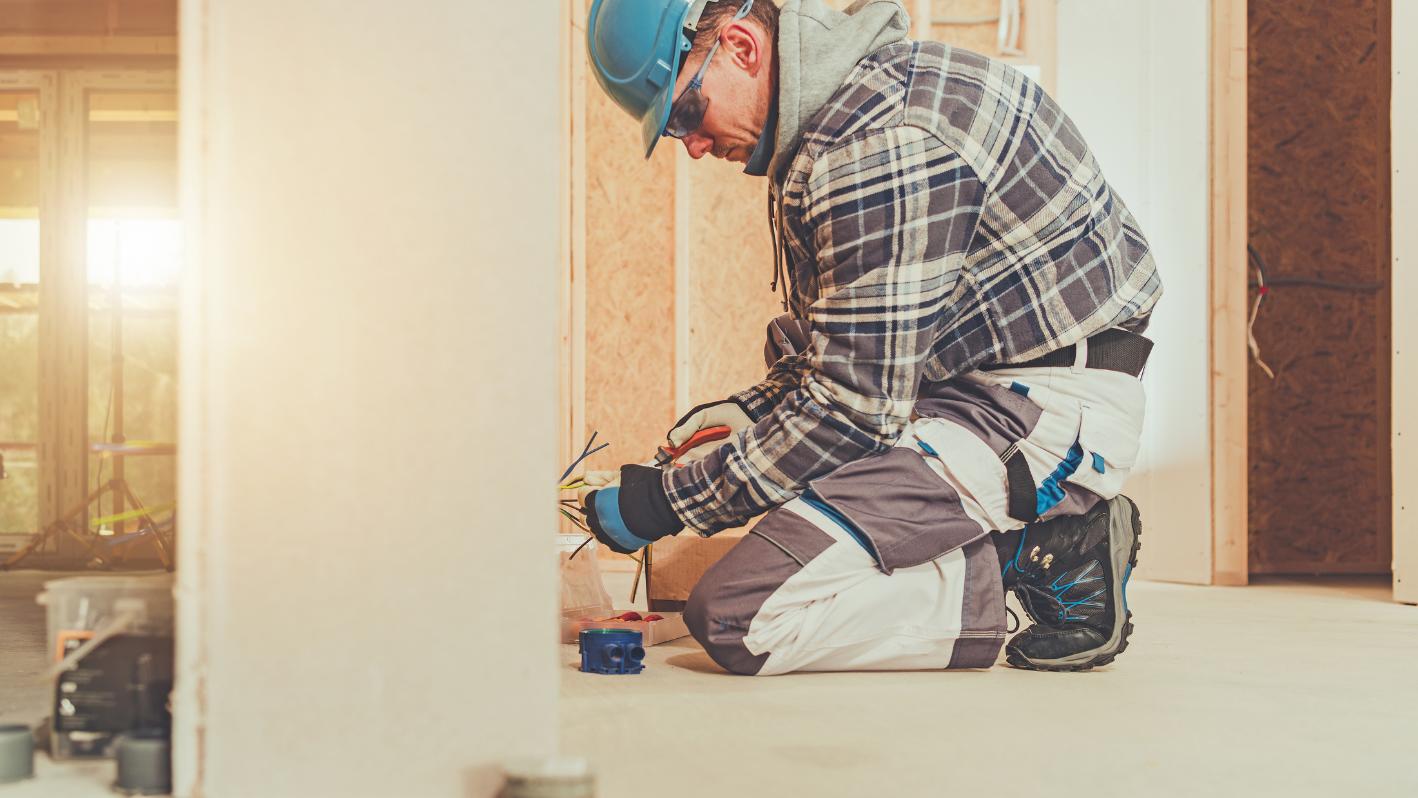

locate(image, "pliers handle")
(653, 425), (733, 467)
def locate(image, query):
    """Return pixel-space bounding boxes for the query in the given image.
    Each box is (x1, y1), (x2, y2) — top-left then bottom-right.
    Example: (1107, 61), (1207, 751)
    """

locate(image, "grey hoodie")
(766, 0), (911, 183)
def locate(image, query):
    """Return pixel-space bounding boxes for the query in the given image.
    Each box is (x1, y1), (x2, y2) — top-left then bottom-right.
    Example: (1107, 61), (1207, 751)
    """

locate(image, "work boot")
(1003, 495), (1141, 672)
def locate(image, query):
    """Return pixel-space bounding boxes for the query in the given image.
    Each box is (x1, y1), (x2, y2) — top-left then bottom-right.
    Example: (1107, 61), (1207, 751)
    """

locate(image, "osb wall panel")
(929, 0), (1019, 55)
(583, 74), (677, 477)
(1247, 0), (1390, 570)
(687, 158), (782, 406)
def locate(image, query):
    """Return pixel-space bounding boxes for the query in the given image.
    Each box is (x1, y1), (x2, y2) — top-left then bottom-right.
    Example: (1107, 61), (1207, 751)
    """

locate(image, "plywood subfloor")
(567, 575), (1418, 798)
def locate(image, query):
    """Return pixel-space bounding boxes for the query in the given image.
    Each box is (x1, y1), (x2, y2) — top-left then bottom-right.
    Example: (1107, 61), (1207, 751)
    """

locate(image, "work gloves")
(665, 400), (754, 463)
(574, 400), (751, 554)
(578, 464), (684, 554)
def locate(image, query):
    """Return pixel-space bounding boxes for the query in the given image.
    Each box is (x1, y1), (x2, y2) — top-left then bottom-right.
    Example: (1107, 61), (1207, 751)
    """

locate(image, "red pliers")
(652, 425), (733, 468)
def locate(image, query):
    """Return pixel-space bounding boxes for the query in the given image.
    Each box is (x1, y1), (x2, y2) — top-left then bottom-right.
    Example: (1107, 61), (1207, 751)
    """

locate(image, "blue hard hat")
(586, 0), (698, 159)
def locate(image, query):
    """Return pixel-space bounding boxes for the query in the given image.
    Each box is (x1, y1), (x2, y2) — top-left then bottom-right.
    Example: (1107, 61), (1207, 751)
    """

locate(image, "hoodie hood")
(766, 0), (911, 183)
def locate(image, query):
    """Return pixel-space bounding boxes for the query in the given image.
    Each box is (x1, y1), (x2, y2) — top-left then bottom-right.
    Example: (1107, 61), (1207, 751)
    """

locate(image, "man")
(579, 0), (1161, 675)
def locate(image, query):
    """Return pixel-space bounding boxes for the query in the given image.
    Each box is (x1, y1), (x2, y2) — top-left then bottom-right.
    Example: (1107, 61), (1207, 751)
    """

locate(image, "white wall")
(1057, 0), (1213, 583)
(174, 1), (562, 795)
(1394, 1), (1417, 603)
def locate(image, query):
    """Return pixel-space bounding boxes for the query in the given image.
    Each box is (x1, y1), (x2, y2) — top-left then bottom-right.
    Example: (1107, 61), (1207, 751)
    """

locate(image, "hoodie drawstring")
(767, 183), (792, 316)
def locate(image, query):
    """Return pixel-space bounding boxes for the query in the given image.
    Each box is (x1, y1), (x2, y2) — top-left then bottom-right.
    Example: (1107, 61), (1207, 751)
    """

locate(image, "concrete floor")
(3, 569), (1416, 796)
(567, 571), (1418, 798)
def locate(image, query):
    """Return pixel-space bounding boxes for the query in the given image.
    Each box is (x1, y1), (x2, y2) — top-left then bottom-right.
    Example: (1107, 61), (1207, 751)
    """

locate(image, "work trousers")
(684, 337), (1146, 675)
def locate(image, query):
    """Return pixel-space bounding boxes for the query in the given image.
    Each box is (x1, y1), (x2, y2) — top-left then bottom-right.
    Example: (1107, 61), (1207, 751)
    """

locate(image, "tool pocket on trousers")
(806, 448), (990, 575)
(1066, 404), (1142, 499)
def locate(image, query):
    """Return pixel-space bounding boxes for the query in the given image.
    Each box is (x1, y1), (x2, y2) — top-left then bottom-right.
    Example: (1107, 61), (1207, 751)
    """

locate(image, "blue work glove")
(579, 464), (684, 554)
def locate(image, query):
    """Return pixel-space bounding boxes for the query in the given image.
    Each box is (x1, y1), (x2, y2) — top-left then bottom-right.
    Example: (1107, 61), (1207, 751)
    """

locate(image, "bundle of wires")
(558, 431), (606, 554)
(557, 431), (653, 601)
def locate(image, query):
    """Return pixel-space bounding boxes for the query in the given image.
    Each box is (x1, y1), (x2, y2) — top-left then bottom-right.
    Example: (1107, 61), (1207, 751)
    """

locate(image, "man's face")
(670, 19), (774, 163)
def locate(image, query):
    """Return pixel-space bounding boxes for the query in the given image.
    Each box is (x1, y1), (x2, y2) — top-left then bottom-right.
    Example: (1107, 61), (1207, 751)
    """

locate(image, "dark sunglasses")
(663, 0), (754, 139)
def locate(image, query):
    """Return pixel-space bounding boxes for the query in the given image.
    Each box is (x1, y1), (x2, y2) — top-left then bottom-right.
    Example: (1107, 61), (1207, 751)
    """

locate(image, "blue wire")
(559, 430), (610, 484)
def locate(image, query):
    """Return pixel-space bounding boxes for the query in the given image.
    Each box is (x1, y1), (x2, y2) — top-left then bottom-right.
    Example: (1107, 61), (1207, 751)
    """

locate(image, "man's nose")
(681, 133), (712, 160)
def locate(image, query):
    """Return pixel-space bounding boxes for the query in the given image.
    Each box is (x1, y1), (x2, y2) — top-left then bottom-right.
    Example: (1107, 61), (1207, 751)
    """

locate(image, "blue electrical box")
(578, 628), (646, 674)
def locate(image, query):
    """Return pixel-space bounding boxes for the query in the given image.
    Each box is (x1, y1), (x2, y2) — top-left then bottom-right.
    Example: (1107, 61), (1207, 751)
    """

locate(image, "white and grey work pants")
(684, 336), (1146, 676)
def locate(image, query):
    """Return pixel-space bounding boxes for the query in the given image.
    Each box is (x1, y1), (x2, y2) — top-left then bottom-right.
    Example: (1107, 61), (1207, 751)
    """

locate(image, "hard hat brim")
(640, 76), (677, 159)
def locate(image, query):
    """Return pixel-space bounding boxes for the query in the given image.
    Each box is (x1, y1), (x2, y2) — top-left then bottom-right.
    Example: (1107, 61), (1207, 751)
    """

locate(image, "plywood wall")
(929, 0), (1017, 55)
(581, 73), (678, 474)
(1247, 0), (1391, 573)
(928, 0), (1056, 92)
(686, 156), (781, 407)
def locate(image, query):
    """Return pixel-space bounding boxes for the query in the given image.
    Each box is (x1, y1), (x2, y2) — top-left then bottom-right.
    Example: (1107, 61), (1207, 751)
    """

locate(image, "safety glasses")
(663, 0), (754, 140)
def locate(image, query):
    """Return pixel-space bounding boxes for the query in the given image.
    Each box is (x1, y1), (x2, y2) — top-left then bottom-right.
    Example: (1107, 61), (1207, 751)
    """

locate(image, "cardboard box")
(645, 530), (748, 612)
(560, 612), (690, 645)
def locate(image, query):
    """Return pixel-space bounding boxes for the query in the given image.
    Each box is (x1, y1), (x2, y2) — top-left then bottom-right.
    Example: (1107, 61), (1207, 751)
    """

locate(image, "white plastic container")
(36, 574), (174, 664)
(558, 534), (615, 621)
(37, 575), (175, 760)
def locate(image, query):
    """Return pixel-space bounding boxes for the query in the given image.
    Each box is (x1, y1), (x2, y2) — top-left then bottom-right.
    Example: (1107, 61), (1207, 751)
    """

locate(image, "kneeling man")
(578, 0), (1160, 674)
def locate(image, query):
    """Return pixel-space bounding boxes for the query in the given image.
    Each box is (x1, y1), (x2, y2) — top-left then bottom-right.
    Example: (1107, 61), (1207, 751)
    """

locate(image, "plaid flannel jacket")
(665, 41), (1162, 535)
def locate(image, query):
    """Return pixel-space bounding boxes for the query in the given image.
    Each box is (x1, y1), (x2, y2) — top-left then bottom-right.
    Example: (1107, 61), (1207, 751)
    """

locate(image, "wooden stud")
(1210, 0), (1248, 586)
(911, 0), (933, 41)
(561, 0), (588, 532)
(674, 147), (691, 418)
(1375, 0), (1394, 580)
(37, 70), (89, 550)
(1393, 1), (1418, 603)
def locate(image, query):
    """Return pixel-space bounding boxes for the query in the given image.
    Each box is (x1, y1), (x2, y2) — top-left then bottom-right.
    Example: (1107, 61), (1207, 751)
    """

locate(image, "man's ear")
(720, 20), (765, 76)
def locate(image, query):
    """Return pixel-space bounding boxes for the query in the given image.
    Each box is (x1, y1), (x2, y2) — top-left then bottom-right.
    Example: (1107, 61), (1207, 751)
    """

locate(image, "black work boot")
(1003, 495), (1141, 672)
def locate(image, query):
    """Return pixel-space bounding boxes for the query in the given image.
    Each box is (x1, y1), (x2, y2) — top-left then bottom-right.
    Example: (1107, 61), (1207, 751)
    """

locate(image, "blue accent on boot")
(1002, 529), (1030, 578)
(1123, 563), (1133, 614)
(1092, 453), (1106, 473)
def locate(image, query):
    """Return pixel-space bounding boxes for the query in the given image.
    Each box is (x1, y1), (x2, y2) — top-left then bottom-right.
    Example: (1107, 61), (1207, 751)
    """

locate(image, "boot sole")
(1005, 496), (1141, 672)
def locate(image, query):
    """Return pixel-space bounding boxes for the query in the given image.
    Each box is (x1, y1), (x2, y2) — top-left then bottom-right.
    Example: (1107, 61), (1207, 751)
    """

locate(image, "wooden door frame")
(1210, 0), (1248, 586)
(1215, 2), (1397, 589)
(1392, 1), (1416, 603)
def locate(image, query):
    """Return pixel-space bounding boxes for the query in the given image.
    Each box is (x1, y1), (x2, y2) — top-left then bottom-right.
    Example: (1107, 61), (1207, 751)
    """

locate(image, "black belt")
(980, 328), (1152, 378)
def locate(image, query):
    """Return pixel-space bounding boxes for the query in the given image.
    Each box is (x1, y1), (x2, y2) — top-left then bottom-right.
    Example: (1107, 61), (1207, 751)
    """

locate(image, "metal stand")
(1, 477), (173, 571)
(5, 250), (175, 571)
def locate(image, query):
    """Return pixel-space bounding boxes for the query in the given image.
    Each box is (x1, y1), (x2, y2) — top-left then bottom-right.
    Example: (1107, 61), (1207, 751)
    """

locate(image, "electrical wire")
(559, 432), (611, 556)
(1245, 243), (1387, 380)
(1249, 276), (1384, 292)
(558, 430), (608, 485)
(1246, 244), (1275, 379)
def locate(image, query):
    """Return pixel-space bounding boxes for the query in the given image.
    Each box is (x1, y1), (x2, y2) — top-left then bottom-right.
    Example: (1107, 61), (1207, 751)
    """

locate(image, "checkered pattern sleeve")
(727, 355), (812, 421)
(664, 126), (981, 533)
